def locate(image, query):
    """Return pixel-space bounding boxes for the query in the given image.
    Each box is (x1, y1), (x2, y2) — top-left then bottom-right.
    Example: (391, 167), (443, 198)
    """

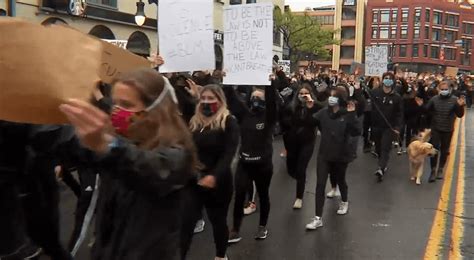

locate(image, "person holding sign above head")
(280, 83), (323, 209)
(60, 68), (198, 260)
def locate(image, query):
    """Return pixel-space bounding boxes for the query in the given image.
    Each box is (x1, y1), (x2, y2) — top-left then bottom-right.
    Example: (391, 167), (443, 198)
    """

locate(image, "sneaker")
(337, 202), (349, 215)
(371, 151), (379, 158)
(305, 216), (323, 230)
(326, 188), (341, 198)
(193, 219), (205, 234)
(375, 168), (385, 182)
(243, 202), (257, 215)
(415, 177), (421, 185)
(228, 230), (242, 244)
(254, 226), (268, 240)
(392, 141), (400, 148)
(293, 199), (303, 209)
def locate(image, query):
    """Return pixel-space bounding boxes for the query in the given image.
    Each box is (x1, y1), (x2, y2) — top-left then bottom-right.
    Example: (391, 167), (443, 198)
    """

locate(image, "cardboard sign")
(278, 60), (291, 77)
(0, 19), (102, 124)
(445, 66), (459, 78)
(365, 46), (388, 77)
(223, 3), (274, 86)
(158, 0), (215, 73)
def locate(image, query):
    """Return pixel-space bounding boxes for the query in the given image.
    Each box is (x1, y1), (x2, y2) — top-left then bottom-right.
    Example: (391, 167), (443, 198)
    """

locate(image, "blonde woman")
(182, 85), (239, 260)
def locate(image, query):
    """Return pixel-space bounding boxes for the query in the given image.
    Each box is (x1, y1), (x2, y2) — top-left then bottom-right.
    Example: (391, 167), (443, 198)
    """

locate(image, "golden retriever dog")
(407, 129), (438, 185)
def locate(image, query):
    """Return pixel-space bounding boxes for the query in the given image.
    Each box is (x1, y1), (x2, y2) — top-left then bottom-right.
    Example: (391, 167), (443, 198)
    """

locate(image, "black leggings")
(285, 135), (315, 199)
(430, 130), (454, 171)
(233, 161), (273, 231)
(315, 158), (348, 217)
(372, 128), (396, 169)
(363, 112), (372, 144)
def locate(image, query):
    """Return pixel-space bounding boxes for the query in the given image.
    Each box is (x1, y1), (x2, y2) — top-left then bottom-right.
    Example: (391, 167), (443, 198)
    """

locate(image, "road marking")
(449, 116), (466, 260)
(424, 118), (461, 259)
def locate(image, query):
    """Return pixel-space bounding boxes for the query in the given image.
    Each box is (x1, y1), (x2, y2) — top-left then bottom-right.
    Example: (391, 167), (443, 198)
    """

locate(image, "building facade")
(366, 0), (474, 73)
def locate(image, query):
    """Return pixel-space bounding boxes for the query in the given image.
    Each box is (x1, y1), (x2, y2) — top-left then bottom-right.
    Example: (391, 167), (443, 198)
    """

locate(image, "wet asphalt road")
(51, 112), (474, 260)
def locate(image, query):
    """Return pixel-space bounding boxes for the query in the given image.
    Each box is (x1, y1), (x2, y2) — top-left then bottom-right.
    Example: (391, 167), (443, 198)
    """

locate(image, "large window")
(445, 48), (456, 60)
(314, 15), (334, 25)
(400, 27), (408, 39)
(230, 0), (242, 4)
(432, 29), (442, 41)
(412, 44), (419, 57)
(381, 10), (390, 23)
(431, 46), (440, 59)
(399, 45), (407, 57)
(463, 23), (474, 35)
(380, 27), (389, 39)
(413, 27), (420, 39)
(464, 38), (472, 51)
(424, 26), (430, 39)
(401, 9), (409, 23)
(433, 11), (443, 25)
(88, 0), (117, 8)
(372, 10), (379, 23)
(341, 46), (355, 59)
(445, 30), (457, 43)
(342, 27), (356, 39)
(414, 9), (421, 24)
(461, 54), (471, 66)
(446, 14), (459, 27)
(372, 27), (378, 39)
(391, 9), (398, 23)
(425, 9), (431, 23)
(423, 45), (429, 57)
(390, 27), (397, 39)
(342, 6), (357, 20)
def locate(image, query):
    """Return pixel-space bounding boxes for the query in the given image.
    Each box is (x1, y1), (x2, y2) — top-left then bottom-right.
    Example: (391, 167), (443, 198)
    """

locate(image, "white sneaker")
(243, 202), (257, 215)
(326, 188), (341, 198)
(293, 199), (303, 209)
(194, 219), (205, 234)
(306, 216), (323, 230)
(337, 202), (349, 215)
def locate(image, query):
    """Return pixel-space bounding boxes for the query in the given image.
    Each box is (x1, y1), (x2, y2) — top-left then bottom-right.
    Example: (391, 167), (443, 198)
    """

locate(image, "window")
(463, 38), (472, 51)
(381, 10), (390, 23)
(445, 48), (456, 60)
(463, 23), (474, 35)
(341, 46), (355, 59)
(372, 27), (378, 39)
(461, 54), (471, 66)
(414, 27), (420, 39)
(401, 9), (409, 22)
(314, 15), (334, 25)
(230, 0), (242, 4)
(390, 27), (397, 39)
(424, 27), (430, 39)
(87, 0), (117, 8)
(432, 29), (442, 41)
(342, 27), (356, 39)
(413, 44), (419, 57)
(414, 9), (421, 24)
(425, 9), (431, 23)
(380, 27), (389, 39)
(273, 27), (281, 46)
(246, 0), (257, 3)
(372, 10), (379, 23)
(423, 45), (429, 57)
(446, 14), (459, 27)
(391, 10), (398, 23)
(390, 45), (396, 57)
(342, 6), (357, 20)
(433, 11), (443, 25)
(445, 30), (457, 43)
(431, 46), (440, 59)
(400, 27), (408, 39)
(399, 45), (407, 57)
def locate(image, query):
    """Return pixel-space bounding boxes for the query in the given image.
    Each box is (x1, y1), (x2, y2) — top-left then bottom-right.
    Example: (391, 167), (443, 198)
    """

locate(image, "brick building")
(366, 0), (474, 73)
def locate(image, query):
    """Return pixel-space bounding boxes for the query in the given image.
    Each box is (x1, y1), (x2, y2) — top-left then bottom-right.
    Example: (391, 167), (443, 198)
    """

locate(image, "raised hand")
(458, 95), (466, 107)
(415, 97), (424, 106)
(185, 79), (201, 99)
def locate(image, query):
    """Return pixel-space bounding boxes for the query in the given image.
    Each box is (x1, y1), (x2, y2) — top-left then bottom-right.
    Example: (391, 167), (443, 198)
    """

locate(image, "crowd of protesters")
(0, 56), (468, 260)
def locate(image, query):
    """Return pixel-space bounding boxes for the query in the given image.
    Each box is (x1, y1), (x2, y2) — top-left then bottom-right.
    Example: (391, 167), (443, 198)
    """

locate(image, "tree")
(274, 8), (338, 69)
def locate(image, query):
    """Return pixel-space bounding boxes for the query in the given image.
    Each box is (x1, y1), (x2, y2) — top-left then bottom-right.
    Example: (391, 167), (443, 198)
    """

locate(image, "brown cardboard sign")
(445, 67), (459, 78)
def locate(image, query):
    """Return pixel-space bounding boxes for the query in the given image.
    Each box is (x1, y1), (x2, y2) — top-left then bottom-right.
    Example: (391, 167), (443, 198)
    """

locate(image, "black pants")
(372, 128), (396, 169)
(285, 135), (315, 199)
(180, 184), (232, 259)
(400, 123), (418, 148)
(233, 160), (273, 231)
(430, 130), (454, 171)
(363, 112), (372, 144)
(315, 158), (348, 217)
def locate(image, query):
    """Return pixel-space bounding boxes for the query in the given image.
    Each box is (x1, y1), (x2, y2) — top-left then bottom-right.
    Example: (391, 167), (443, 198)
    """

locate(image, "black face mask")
(250, 97), (266, 112)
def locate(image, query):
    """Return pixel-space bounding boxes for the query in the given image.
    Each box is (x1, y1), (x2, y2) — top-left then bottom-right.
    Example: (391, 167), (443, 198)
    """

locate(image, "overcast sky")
(285, 0), (336, 11)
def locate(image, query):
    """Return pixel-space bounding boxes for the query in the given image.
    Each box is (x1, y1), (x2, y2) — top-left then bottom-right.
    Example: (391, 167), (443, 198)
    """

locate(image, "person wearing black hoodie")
(370, 72), (404, 182)
(228, 77), (278, 243)
(280, 83), (323, 209)
(398, 82), (422, 154)
(305, 86), (362, 230)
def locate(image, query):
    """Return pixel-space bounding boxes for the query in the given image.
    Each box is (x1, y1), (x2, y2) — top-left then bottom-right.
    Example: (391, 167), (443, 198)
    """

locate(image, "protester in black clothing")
(60, 68), (198, 260)
(416, 81), (465, 182)
(362, 76), (381, 153)
(228, 77), (278, 244)
(169, 74), (198, 124)
(305, 86), (362, 230)
(183, 85), (240, 260)
(370, 72), (404, 182)
(398, 82), (422, 154)
(281, 83), (322, 209)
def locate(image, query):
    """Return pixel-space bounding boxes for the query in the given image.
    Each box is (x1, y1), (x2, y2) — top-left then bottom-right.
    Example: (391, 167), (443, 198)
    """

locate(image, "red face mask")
(201, 102), (220, 117)
(111, 106), (135, 136)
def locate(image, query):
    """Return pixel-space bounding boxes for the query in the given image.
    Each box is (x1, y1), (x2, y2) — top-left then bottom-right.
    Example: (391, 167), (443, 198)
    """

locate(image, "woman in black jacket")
(306, 86), (362, 230)
(60, 68), (198, 260)
(280, 83), (322, 209)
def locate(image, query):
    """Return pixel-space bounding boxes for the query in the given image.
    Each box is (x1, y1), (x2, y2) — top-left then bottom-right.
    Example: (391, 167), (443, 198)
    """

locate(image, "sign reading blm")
(158, 0), (215, 73)
(365, 46), (388, 77)
(223, 3), (273, 86)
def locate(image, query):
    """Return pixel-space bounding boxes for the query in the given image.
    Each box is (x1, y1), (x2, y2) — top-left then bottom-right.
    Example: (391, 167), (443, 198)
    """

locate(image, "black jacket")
(312, 108), (362, 163)
(280, 100), (322, 144)
(92, 141), (193, 260)
(425, 95), (465, 132)
(369, 88), (404, 131)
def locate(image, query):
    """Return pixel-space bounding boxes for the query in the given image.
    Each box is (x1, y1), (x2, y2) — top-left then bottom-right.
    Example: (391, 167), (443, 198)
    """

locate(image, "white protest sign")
(158, 0), (215, 73)
(102, 40), (128, 49)
(365, 46), (388, 77)
(278, 60), (291, 77)
(223, 3), (273, 86)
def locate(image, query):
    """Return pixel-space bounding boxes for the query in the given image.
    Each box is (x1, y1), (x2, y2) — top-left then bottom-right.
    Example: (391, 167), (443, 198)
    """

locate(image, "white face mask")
(328, 96), (339, 107)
